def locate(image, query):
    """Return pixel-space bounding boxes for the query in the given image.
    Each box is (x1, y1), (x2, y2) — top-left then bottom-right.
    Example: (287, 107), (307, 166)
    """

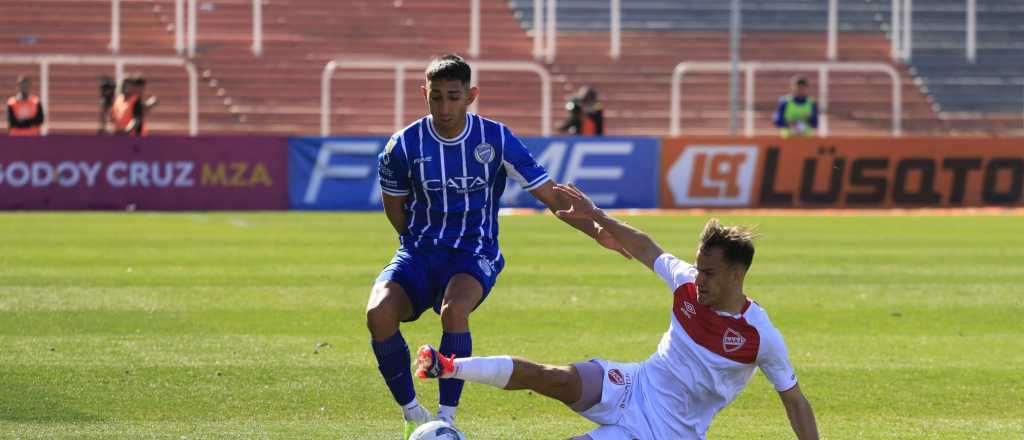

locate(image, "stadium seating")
(0, 0), (221, 133)
(507, 0), (942, 135)
(1, 0), (1018, 136)
(897, 0), (1024, 134)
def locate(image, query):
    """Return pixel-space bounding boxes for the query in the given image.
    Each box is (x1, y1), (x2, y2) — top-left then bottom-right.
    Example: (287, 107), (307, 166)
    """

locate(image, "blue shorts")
(375, 246), (505, 322)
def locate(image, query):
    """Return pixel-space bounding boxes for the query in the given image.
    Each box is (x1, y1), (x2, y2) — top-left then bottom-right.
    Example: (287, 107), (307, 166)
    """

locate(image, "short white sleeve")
(757, 328), (798, 392)
(652, 253), (696, 292)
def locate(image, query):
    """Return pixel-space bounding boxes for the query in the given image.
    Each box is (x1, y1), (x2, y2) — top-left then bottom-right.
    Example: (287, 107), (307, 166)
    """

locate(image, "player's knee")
(365, 301), (399, 335)
(439, 301), (471, 324)
(524, 363), (571, 388)
(546, 365), (574, 388)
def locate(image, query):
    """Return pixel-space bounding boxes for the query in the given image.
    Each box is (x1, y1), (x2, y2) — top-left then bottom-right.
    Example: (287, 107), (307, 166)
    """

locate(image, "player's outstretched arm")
(778, 384), (819, 440)
(553, 184), (664, 270)
(530, 181), (630, 259)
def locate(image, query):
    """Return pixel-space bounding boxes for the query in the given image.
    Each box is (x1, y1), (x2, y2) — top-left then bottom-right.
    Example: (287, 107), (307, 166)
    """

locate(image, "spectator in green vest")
(773, 75), (818, 138)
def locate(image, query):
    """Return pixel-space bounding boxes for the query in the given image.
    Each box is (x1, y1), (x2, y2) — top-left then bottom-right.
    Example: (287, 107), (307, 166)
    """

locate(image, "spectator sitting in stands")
(110, 74), (158, 136)
(559, 86), (604, 136)
(6, 75), (45, 136)
(773, 75), (818, 138)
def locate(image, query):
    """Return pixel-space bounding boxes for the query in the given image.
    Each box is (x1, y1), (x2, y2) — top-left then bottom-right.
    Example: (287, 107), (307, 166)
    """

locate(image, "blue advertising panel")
(289, 136), (385, 210)
(501, 137), (659, 209)
(289, 136), (660, 210)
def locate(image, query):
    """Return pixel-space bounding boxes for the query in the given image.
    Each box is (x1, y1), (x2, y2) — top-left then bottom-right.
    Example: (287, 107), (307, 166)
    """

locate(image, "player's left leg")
(430, 251), (502, 425)
(435, 273), (484, 424)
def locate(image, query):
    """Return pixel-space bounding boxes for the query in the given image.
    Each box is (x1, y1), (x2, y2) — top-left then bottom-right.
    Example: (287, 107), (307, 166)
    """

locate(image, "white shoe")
(403, 405), (433, 439)
(405, 404), (432, 423)
(436, 411), (456, 426)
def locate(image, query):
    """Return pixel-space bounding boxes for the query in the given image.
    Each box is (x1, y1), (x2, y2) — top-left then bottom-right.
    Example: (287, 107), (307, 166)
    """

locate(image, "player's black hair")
(699, 218), (756, 269)
(791, 75), (809, 86)
(425, 54), (471, 86)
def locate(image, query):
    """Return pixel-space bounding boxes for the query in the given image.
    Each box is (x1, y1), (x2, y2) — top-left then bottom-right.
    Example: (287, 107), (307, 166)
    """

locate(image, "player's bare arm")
(530, 180), (630, 259)
(778, 384), (819, 440)
(381, 193), (409, 235)
(553, 183), (663, 269)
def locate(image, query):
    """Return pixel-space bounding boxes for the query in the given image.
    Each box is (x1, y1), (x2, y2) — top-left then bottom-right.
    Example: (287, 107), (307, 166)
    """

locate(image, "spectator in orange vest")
(110, 74), (158, 136)
(6, 75), (45, 136)
(559, 86), (604, 136)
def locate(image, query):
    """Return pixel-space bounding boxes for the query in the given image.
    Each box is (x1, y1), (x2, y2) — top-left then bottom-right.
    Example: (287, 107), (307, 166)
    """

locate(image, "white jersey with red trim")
(636, 253), (798, 439)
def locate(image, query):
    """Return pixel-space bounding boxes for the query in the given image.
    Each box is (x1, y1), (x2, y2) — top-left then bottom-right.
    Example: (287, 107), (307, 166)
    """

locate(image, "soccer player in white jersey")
(366, 55), (629, 438)
(416, 184), (819, 440)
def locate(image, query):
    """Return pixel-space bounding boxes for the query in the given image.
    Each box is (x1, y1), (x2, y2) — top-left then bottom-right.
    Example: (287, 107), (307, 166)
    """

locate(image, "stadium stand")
(1, 0), (1019, 136)
(899, 0), (1024, 134)
(0, 0), (227, 134)
(509, 0), (942, 135)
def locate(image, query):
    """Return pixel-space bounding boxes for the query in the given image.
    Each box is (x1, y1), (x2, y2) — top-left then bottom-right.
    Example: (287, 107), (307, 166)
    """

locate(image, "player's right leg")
(368, 250), (435, 438)
(415, 345), (592, 407)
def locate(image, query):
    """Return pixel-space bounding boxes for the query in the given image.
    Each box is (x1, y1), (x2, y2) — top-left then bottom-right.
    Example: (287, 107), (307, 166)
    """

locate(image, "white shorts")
(576, 359), (654, 440)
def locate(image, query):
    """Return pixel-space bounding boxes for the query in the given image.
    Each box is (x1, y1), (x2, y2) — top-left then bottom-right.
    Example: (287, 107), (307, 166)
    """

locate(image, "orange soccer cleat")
(415, 344), (455, 379)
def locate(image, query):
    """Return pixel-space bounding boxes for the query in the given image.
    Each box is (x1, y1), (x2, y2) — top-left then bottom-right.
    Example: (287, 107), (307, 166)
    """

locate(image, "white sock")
(401, 397), (428, 422)
(437, 404), (457, 424)
(451, 356), (514, 389)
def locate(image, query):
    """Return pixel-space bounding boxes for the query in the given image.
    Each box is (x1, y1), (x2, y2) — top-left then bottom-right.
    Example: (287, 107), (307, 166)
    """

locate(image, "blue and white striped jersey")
(378, 113), (549, 261)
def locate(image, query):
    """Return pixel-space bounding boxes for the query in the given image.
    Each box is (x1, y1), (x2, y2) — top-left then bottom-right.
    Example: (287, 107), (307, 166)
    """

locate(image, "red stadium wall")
(659, 137), (1024, 209)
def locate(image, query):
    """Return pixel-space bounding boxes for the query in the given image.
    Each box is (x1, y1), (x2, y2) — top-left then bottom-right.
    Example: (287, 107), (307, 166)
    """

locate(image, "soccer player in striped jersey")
(416, 185), (819, 440)
(366, 54), (629, 438)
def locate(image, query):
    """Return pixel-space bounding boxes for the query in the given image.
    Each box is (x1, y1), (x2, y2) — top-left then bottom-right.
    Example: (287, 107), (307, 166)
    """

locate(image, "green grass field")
(1, 212), (1022, 439)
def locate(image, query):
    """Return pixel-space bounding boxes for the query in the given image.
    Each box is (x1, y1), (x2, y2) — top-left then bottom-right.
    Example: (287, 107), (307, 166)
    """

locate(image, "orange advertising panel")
(660, 137), (1024, 208)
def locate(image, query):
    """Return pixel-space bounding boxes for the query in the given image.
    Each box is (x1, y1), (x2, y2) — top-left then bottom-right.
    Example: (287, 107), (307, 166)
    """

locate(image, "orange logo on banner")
(665, 145), (759, 207)
(659, 136), (1024, 208)
(689, 152), (748, 198)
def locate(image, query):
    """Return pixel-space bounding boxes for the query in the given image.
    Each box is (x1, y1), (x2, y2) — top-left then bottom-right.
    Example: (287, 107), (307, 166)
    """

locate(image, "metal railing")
(527, 1), (843, 63)
(891, 0), (914, 61)
(530, 0), (621, 62)
(827, 0), (838, 60)
(176, 0), (263, 57)
(0, 55), (199, 136)
(320, 60), (552, 137)
(110, 0), (120, 53)
(469, 0), (480, 57)
(966, 0), (975, 63)
(110, 0), (262, 56)
(892, 0), (979, 63)
(670, 61), (903, 137)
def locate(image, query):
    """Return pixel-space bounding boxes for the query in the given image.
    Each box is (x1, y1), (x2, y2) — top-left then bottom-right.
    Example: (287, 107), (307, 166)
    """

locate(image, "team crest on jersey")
(722, 328), (746, 352)
(477, 258), (493, 277)
(607, 368), (625, 385)
(474, 143), (495, 164)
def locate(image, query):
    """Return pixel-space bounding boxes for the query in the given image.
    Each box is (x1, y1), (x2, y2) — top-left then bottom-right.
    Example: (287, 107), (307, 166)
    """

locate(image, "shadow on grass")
(0, 372), (104, 423)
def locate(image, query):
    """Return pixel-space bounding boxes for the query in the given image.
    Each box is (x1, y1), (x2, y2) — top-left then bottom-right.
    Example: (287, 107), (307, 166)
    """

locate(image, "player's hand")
(596, 227), (632, 259)
(555, 184), (631, 259)
(553, 183), (600, 220)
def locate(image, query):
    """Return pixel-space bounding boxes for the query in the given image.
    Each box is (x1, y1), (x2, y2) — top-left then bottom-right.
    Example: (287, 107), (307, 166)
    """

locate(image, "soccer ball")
(408, 421), (466, 440)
